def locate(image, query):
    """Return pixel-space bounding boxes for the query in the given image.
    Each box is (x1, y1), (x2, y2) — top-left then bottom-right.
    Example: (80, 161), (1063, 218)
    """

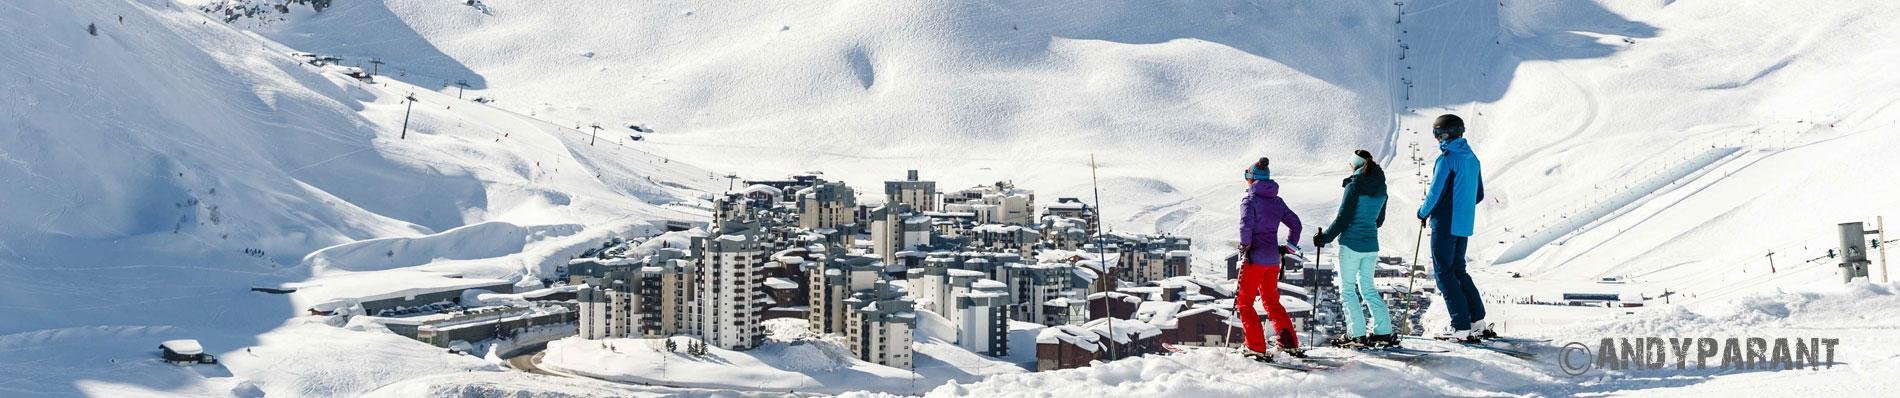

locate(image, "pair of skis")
(1251, 337), (1545, 373)
(1235, 344), (1449, 372)
(1239, 348), (1343, 372)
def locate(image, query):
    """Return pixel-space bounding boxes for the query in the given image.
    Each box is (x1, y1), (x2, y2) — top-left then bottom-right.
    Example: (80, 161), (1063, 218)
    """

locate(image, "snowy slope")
(246, 0), (1900, 294)
(0, 0), (722, 396)
(236, 0), (1396, 188)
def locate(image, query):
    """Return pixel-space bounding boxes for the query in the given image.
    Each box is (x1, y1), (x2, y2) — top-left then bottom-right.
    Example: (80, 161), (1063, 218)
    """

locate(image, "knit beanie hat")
(1245, 157), (1272, 180)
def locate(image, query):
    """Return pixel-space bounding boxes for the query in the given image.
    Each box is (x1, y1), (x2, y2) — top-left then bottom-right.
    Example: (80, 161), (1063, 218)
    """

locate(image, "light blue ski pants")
(1338, 246), (1393, 336)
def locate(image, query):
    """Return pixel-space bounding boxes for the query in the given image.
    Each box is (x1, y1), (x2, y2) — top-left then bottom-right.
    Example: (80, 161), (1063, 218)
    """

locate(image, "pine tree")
(86, 23), (97, 36)
(664, 339), (677, 353)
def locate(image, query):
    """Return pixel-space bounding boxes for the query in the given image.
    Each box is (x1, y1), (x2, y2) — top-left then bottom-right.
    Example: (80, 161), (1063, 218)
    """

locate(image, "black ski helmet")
(1433, 114), (1465, 141)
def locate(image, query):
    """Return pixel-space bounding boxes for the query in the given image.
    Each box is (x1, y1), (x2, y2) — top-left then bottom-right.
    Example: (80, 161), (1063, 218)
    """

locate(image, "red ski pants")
(1236, 263), (1298, 352)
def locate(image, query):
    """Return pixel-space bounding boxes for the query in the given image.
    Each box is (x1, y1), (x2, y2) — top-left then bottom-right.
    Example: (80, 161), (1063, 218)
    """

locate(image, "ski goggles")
(1432, 125), (1463, 138)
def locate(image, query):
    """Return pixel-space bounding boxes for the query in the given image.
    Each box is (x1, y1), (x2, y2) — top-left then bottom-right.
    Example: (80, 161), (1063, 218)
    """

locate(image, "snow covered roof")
(1045, 201), (1088, 210)
(1043, 297), (1072, 307)
(971, 224), (1036, 234)
(290, 270), (513, 311)
(1277, 282), (1309, 296)
(1133, 301), (1185, 328)
(1084, 318), (1162, 343)
(160, 339), (203, 355)
(972, 279), (1007, 290)
(764, 277), (799, 290)
(739, 184), (783, 196)
(1153, 277), (1195, 289)
(1087, 291), (1143, 303)
(1256, 296), (1314, 313)
(463, 284), (584, 306)
(1119, 286), (1163, 300)
(958, 290), (1007, 299)
(1036, 325), (1101, 351)
(413, 304), (571, 333)
(1072, 267), (1099, 281)
(1175, 306), (1229, 319)
(947, 269), (987, 277)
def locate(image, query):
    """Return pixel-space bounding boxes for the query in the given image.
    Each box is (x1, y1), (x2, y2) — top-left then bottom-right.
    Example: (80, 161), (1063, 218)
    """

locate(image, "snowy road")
(504, 350), (556, 377)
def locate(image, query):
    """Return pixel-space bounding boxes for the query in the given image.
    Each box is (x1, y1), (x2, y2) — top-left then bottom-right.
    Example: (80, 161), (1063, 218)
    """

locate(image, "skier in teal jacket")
(1313, 150), (1396, 348)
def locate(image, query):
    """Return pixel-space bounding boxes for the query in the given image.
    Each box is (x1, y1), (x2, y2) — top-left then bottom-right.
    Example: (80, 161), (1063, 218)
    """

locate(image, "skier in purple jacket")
(1236, 157), (1304, 356)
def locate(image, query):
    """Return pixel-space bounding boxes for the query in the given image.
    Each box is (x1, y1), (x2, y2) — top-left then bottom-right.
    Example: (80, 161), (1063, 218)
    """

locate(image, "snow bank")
(218, 320), (501, 397)
(884, 347), (1555, 397)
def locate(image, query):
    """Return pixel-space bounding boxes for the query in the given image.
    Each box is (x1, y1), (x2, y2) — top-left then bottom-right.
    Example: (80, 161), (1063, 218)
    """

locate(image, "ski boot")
(1434, 328), (1481, 344)
(1474, 320), (1499, 340)
(1364, 333), (1400, 348)
(1278, 346), (1309, 359)
(1325, 335), (1366, 349)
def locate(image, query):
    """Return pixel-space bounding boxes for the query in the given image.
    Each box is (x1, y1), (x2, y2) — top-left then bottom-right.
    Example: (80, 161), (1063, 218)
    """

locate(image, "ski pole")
(1402, 217), (1428, 335)
(1400, 175), (1435, 335)
(1310, 241), (1322, 340)
(1229, 247), (1255, 352)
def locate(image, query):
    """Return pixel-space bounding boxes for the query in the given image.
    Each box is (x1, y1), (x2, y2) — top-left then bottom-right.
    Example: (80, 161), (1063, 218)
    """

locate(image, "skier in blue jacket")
(1417, 114), (1490, 342)
(1313, 150), (1396, 348)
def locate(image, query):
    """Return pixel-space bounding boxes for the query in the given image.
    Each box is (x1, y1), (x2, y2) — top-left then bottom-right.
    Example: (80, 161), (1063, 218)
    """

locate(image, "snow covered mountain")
(5, 0), (1900, 396)
(2, 0), (721, 395)
(256, 0), (1900, 294)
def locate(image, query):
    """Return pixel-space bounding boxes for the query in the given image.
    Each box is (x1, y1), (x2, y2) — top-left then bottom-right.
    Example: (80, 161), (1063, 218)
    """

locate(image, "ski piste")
(1402, 336), (1538, 359)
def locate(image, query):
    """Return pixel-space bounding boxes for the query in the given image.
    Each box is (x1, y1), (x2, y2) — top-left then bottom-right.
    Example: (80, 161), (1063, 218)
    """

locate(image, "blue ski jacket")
(1418, 137), (1484, 237)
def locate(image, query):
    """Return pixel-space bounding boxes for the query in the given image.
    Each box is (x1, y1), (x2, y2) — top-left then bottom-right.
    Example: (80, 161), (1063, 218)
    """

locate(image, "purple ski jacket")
(1241, 179), (1301, 265)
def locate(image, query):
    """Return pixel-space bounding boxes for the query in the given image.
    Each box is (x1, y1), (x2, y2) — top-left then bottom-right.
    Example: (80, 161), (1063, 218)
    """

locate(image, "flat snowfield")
(4, 0), (1900, 396)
